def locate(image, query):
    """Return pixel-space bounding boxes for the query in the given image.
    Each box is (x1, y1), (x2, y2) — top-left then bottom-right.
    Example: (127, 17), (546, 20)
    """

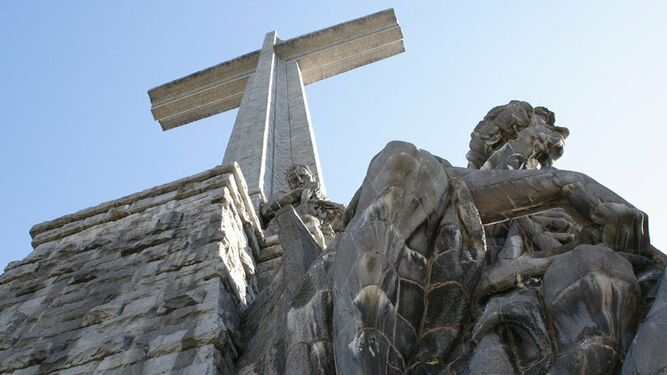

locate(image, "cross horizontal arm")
(148, 50), (260, 130)
(148, 8), (404, 131)
(275, 8), (404, 85)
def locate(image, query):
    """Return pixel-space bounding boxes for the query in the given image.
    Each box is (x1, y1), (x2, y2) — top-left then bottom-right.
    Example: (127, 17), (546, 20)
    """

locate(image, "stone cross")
(148, 9), (404, 208)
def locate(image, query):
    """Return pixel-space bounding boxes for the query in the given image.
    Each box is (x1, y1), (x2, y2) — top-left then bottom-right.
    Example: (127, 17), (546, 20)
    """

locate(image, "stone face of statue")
(467, 100), (569, 170)
(286, 165), (319, 193)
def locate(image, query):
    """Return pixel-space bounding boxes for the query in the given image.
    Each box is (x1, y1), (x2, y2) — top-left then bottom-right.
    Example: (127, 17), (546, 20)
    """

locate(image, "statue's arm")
(458, 168), (649, 254)
(260, 188), (306, 221)
(458, 168), (626, 222)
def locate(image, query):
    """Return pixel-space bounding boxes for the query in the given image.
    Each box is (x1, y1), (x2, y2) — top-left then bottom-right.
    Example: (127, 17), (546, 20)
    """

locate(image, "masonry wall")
(0, 164), (262, 374)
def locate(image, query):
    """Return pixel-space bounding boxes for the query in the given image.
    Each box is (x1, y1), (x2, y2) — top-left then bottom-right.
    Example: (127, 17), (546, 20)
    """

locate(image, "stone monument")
(1, 9), (666, 375)
(148, 9), (404, 208)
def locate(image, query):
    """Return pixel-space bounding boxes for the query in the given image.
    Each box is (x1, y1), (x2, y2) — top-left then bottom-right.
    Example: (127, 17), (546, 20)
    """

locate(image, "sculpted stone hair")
(466, 100), (556, 169)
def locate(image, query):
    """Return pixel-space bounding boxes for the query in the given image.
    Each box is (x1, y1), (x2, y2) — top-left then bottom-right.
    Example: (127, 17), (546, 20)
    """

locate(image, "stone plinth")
(0, 164), (261, 374)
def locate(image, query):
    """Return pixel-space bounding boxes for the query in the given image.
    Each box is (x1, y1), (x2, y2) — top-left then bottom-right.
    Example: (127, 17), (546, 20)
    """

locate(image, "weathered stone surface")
(543, 244), (640, 374)
(284, 252), (336, 375)
(0, 164), (261, 374)
(623, 266), (667, 375)
(276, 206), (323, 294)
(472, 288), (552, 373)
(466, 334), (517, 375)
(235, 204), (326, 374)
(332, 141), (486, 374)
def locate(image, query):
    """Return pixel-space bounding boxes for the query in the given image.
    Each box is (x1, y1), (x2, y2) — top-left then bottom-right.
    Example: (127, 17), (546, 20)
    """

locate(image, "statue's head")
(286, 164), (320, 192)
(466, 101), (569, 170)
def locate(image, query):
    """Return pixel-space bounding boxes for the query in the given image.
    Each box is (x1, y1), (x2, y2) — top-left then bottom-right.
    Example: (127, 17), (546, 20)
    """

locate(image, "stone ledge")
(29, 162), (260, 248)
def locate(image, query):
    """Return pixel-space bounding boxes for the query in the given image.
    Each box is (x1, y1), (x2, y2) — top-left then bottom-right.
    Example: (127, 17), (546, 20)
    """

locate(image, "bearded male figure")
(240, 101), (666, 375)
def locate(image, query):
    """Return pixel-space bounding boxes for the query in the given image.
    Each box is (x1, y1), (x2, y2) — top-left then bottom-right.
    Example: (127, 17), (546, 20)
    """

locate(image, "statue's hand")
(563, 181), (649, 254)
(529, 208), (579, 245)
(592, 202), (649, 254)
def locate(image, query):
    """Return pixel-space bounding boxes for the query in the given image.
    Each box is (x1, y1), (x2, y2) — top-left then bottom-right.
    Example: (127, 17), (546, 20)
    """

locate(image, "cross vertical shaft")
(223, 32), (325, 208)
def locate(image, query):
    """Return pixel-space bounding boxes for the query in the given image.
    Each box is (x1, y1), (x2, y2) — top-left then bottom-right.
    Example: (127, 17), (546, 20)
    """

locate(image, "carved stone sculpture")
(261, 165), (325, 221)
(262, 164), (344, 248)
(466, 101), (568, 170)
(245, 101), (666, 374)
(2, 101), (665, 374)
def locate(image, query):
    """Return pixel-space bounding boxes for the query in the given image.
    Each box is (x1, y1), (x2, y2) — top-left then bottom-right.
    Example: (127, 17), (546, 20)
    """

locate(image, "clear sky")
(1, 1), (666, 271)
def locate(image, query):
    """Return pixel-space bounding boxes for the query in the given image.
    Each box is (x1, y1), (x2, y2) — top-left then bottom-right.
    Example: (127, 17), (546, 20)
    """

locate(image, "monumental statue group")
(0, 9), (665, 375)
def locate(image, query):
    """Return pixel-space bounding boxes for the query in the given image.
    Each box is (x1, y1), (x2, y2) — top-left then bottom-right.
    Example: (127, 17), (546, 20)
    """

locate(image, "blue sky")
(1, 1), (666, 270)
